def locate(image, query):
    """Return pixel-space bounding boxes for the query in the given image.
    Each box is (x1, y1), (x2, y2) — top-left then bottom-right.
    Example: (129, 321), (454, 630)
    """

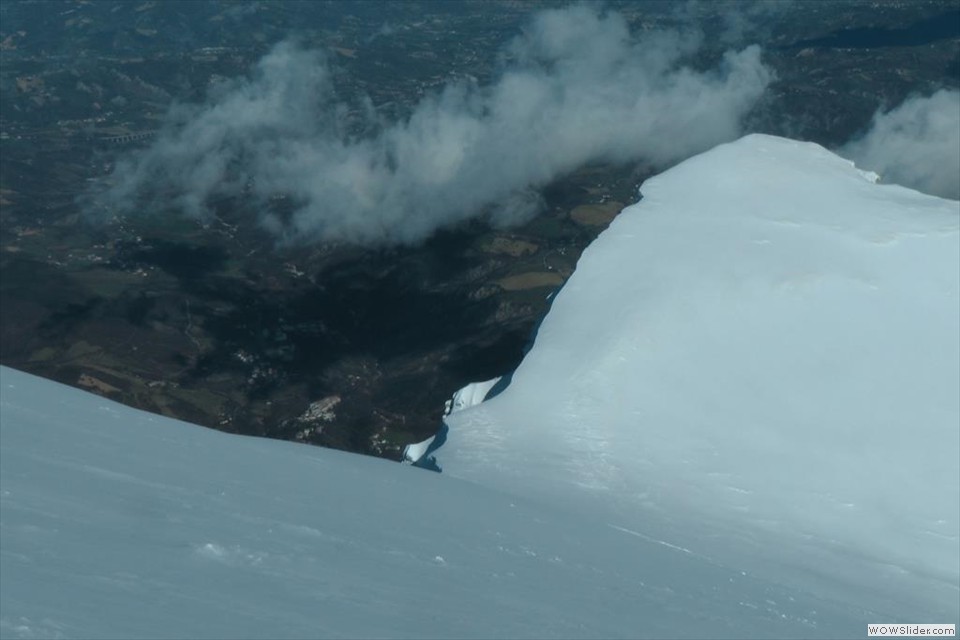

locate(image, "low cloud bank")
(841, 89), (960, 200)
(88, 5), (774, 244)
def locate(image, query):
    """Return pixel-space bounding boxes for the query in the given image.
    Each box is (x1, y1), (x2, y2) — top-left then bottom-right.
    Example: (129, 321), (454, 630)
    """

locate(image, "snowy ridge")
(2, 133), (958, 638)
(0, 365), (880, 639)
(435, 134), (960, 621)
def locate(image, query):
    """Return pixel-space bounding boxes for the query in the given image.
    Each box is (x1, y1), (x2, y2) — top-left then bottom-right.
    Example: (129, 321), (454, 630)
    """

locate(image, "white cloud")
(89, 5), (774, 245)
(840, 89), (960, 200)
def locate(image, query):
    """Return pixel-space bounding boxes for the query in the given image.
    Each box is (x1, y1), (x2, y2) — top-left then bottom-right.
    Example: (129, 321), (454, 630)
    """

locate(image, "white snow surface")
(2, 365), (877, 639)
(437, 134), (960, 622)
(446, 377), (502, 416)
(2, 134), (958, 639)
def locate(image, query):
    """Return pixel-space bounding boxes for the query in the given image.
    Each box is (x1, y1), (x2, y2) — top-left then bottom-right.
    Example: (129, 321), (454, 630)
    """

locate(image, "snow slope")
(434, 134), (960, 622)
(1, 365), (876, 639)
(2, 133), (957, 639)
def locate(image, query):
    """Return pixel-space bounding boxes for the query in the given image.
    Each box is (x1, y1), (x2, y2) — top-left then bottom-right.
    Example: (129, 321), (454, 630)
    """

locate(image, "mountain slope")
(3, 133), (958, 639)
(0, 365), (876, 639)
(434, 134), (960, 622)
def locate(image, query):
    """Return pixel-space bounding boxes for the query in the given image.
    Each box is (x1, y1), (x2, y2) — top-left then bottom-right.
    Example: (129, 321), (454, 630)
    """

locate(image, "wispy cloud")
(840, 89), (960, 200)
(87, 4), (774, 245)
